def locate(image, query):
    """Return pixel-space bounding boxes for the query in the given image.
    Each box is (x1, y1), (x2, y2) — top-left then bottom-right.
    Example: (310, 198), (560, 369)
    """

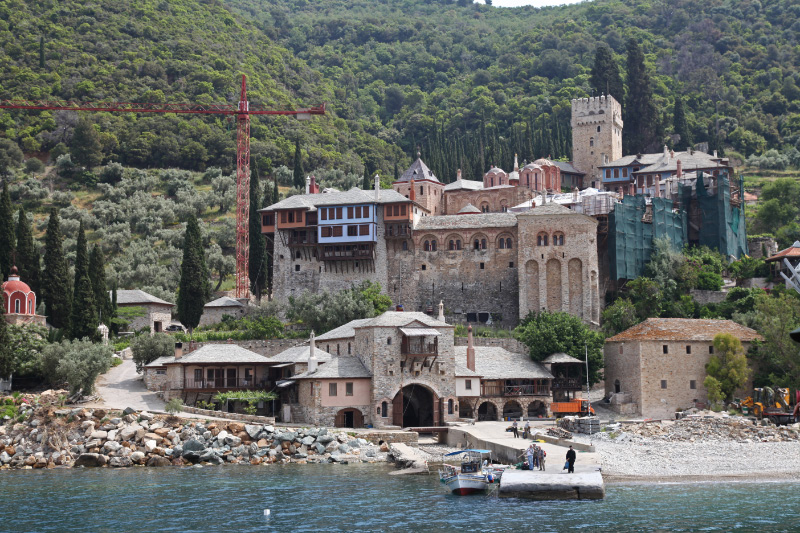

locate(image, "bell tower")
(570, 95), (623, 188)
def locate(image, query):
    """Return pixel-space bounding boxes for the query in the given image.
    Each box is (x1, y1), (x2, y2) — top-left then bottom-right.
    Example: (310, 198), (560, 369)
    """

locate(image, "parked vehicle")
(551, 398), (595, 418)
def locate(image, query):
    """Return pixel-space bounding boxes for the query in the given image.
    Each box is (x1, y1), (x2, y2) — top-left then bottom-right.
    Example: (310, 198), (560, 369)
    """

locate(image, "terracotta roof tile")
(605, 318), (761, 343)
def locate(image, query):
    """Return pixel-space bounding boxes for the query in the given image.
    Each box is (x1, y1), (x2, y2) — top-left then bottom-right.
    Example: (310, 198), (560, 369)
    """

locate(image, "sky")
(476, 0), (587, 6)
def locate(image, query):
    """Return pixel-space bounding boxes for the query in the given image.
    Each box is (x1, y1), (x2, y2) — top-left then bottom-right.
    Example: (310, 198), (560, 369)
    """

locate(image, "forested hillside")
(230, 0), (800, 180)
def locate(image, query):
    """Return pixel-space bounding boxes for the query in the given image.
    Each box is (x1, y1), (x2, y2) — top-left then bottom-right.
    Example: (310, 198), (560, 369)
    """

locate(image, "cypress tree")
(393, 160), (399, 182)
(15, 207), (41, 299)
(89, 244), (111, 324)
(624, 38), (659, 154)
(271, 172), (279, 205)
(590, 44), (624, 105)
(292, 137), (304, 189)
(0, 182), (15, 280)
(672, 95), (692, 151)
(177, 215), (210, 335)
(70, 118), (103, 168)
(0, 304), (10, 380)
(38, 35), (45, 70)
(362, 163), (370, 190)
(70, 221), (97, 340)
(249, 172), (267, 301)
(43, 208), (71, 330)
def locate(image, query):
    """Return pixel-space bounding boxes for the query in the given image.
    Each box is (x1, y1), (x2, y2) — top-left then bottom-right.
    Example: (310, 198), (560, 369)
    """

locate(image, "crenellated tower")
(571, 95), (623, 188)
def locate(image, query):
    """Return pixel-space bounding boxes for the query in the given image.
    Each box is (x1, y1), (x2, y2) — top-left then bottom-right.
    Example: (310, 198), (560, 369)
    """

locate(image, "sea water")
(1, 464), (799, 532)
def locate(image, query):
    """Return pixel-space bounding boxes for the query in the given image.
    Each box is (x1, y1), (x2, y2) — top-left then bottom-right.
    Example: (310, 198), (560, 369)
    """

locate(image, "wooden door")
(393, 392), (403, 427)
(432, 392), (440, 427)
(353, 410), (363, 428)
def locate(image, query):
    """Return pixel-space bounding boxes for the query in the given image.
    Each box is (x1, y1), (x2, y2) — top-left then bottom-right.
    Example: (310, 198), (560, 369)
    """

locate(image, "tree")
(15, 208), (41, 298)
(6, 324), (48, 377)
(43, 208), (72, 330)
(672, 94), (692, 150)
(749, 292), (800, 389)
(362, 163), (370, 190)
(177, 215), (210, 334)
(249, 170), (267, 301)
(589, 44), (624, 105)
(514, 311), (604, 386)
(40, 339), (112, 395)
(292, 137), (304, 189)
(358, 281), (392, 315)
(0, 139), (23, 177)
(624, 277), (663, 321)
(70, 118), (103, 168)
(601, 298), (639, 336)
(130, 333), (174, 373)
(624, 39), (659, 154)
(287, 285), (379, 333)
(0, 306), (10, 379)
(89, 244), (111, 325)
(705, 333), (750, 403)
(70, 221), (98, 340)
(0, 181), (15, 280)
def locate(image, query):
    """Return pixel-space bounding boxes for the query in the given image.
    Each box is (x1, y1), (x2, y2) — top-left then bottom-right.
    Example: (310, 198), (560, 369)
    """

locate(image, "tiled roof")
(163, 344), (268, 365)
(542, 352), (583, 364)
(605, 318), (762, 342)
(204, 296), (245, 308)
(444, 179), (484, 192)
(268, 345), (333, 364)
(144, 355), (174, 368)
(316, 318), (374, 341)
(552, 161), (585, 175)
(359, 311), (451, 329)
(457, 203), (482, 214)
(766, 241), (800, 263)
(454, 346), (554, 380)
(414, 213), (517, 231)
(397, 158), (440, 183)
(521, 203), (583, 217)
(455, 361), (480, 377)
(260, 188), (410, 212)
(114, 289), (174, 306)
(292, 357), (372, 379)
(600, 149), (728, 174)
(487, 166), (505, 174)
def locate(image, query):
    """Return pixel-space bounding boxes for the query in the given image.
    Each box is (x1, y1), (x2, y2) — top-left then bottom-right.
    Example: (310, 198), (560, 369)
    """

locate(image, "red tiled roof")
(765, 244), (800, 263)
(605, 318), (761, 342)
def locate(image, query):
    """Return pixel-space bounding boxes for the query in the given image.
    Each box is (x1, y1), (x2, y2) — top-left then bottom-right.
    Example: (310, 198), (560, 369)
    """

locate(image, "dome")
(508, 171), (519, 181)
(487, 166), (505, 174)
(457, 203), (482, 215)
(522, 163), (542, 170)
(2, 267), (31, 294)
(533, 158), (555, 166)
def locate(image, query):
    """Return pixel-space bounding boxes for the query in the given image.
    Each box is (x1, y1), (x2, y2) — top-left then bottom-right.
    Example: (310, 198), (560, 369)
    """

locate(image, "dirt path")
(89, 358), (165, 412)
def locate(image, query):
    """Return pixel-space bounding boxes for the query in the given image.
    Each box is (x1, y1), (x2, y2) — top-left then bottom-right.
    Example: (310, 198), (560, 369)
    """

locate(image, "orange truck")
(550, 398), (595, 417)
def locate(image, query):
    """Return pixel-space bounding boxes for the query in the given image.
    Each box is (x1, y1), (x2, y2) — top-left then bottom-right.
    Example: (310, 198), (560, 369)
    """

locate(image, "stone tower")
(571, 95), (623, 188)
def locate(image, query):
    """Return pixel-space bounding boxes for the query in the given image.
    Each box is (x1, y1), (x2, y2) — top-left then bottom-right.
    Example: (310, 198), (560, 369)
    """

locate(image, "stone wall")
(443, 187), (529, 215)
(181, 406), (276, 424)
(748, 236), (778, 259)
(454, 336), (527, 354)
(517, 210), (599, 324)
(123, 304), (173, 335)
(144, 368), (168, 391)
(689, 289), (728, 305)
(571, 95), (623, 187)
(199, 305), (246, 327)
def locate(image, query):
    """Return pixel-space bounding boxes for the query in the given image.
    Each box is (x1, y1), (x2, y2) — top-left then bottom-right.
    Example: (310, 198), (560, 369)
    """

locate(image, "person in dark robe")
(566, 445), (576, 473)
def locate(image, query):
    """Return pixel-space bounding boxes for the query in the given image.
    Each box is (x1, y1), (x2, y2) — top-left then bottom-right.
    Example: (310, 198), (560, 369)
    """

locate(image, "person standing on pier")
(537, 446), (546, 471)
(511, 420), (519, 438)
(566, 446), (576, 474)
(526, 443), (535, 470)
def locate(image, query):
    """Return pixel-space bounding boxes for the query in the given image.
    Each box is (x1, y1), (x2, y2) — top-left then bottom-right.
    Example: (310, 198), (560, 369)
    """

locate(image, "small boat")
(438, 449), (498, 495)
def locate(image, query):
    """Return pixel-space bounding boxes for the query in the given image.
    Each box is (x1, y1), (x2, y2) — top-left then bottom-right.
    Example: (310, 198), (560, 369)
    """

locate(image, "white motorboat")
(438, 449), (498, 495)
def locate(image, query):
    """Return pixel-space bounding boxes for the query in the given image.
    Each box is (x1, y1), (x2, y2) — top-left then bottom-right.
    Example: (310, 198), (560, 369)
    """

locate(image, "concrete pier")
(445, 421), (605, 500)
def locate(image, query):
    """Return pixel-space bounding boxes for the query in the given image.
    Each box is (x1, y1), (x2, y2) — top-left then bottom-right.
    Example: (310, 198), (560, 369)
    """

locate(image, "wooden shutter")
(393, 392), (403, 427)
(335, 410), (344, 428)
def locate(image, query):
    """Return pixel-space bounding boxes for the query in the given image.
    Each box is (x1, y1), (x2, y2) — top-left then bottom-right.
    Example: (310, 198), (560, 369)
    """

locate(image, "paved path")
(90, 358), (165, 412)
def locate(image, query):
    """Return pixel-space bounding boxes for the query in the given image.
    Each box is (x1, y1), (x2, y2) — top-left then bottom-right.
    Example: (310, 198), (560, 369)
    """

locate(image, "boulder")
(245, 425), (262, 440)
(103, 441), (122, 453)
(250, 456), (262, 465)
(109, 456), (133, 468)
(301, 436), (315, 446)
(93, 409), (108, 420)
(263, 425), (275, 434)
(182, 439), (206, 454)
(337, 444), (350, 454)
(90, 431), (108, 440)
(216, 430), (229, 442)
(74, 453), (104, 467)
(144, 440), (157, 452)
(107, 430), (118, 441)
(24, 455), (37, 466)
(314, 443), (326, 455)
(109, 418), (122, 425)
(139, 412), (155, 421)
(146, 456), (172, 467)
(122, 407), (137, 416)
(224, 436), (242, 447)
(131, 451), (146, 464)
(227, 422), (245, 434)
(119, 425), (141, 441)
(5, 445), (15, 457)
(0, 452), (11, 464)
(257, 439), (269, 448)
(154, 428), (171, 437)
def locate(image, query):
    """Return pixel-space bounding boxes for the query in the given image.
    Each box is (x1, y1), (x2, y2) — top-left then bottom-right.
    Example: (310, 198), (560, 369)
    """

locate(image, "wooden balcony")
(173, 378), (273, 392)
(385, 223), (412, 239)
(321, 244), (374, 260)
(551, 378), (584, 391)
(481, 381), (551, 397)
(401, 337), (438, 356)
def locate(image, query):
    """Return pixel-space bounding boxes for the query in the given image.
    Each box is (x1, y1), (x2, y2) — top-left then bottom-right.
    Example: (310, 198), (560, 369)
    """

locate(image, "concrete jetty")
(446, 421), (605, 500)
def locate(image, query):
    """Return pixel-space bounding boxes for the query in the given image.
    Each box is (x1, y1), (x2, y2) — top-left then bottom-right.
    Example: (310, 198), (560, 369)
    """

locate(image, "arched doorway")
(503, 401), (523, 420)
(459, 400), (474, 419)
(527, 400), (547, 418)
(477, 401), (498, 421)
(335, 408), (364, 428)
(614, 379), (621, 394)
(392, 384), (435, 427)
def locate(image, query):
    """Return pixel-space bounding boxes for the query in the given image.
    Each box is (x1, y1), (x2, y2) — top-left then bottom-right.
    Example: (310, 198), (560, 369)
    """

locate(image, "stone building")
(603, 318), (761, 419)
(2, 266), (45, 327)
(115, 290), (174, 334)
(199, 296), (247, 327)
(570, 94), (623, 188)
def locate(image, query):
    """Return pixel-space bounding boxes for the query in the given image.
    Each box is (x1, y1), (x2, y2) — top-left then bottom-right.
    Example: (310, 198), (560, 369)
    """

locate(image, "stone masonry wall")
(571, 95), (623, 187)
(199, 305), (246, 327)
(453, 336), (528, 354)
(603, 341), (642, 413)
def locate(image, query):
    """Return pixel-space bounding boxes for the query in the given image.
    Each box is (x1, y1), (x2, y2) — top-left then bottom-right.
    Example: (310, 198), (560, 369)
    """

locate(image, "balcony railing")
(401, 338), (438, 356)
(174, 378), (271, 391)
(481, 382), (551, 397)
(385, 224), (412, 238)
(551, 378), (583, 391)
(287, 235), (317, 246)
(320, 245), (373, 260)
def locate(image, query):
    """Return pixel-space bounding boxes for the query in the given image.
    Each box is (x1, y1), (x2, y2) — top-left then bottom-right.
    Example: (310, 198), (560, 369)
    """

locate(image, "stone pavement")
(89, 358), (165, 412)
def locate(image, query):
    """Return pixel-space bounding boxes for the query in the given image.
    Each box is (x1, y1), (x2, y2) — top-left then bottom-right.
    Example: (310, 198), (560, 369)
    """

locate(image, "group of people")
(510, 420), (532, 439)
(524, 443), (546, 471)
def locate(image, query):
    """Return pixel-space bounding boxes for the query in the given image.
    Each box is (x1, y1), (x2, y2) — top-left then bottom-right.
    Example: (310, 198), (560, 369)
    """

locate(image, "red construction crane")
(0, 75), (325, 299)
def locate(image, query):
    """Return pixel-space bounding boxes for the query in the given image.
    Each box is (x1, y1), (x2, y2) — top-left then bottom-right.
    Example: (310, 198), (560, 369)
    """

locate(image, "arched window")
(490, 177), (494, 187)
(590, 137), (594, 147)
(481, 204), (489, 213)
(348, 342), (352, 355)
(14, 299), (20, 314)
(597, 125), (601, 132)
(456, 240), (462, 250)
(553, 233), (564, 246)
(481, 239), (487, 250)
(558, 235), (564, 246)
(424, 240), (430, 251)
(420, 185), (423, 196)
(537, 235), (542, 246)
(448, 399), (454, 415)
(431, 240), (437, 251)
(381, 401), (388, 417)
(449, 240), (455, 250)
(506, 238), (513, 249)
(474, 239), (480, 250)
(499, 239), (505, 249)
(538, 234), (548, 246)
(27, 299), (32, 314)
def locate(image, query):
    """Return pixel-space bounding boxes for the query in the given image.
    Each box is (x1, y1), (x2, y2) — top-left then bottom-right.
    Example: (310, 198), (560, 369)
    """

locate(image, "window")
(14, 300), (20, 314)
(321, 227), (332, 238)
(400, 205), (406, 216)
(346, 382), (353, 396)
(456, 240), (462, 250)
(359, 225), (369, 236)
(387, 337), (392, 345)
(295, 265), (300, 272)
(347, 225), (358, 237)
(449, 240), (455, 250)
(662, 345), (668, 354)
(481, 239), (487, 250)
(480, 263), (485, 270)
(448, 399), (454, 415)
(381, 401), (388, 417)
(431, 240), (437, 251)
(505, 238), (512, 249)
(661, 380), (667, 389)
(537, 235), (542, 246)
(424, 240), (430, 251)
(590, 138), (594, 147)
(619, 345), (623, 355)
(363, 206), (369, 218)
(465, 379), (472, 390)
(336, 207), (342, 219)
(499, 239), (505, 249)
(281, 211), (287, 224)
(420, 186), (423, 196)
(348, 207), (354, 218)
(194, 369), (202, 382)
(614, 168), (619, 179)
(402, 241), (408, 251)
(327, 345), (330, 353)
(421, 264), (426, 270)
(474, 240), (480, 250)
(709, 345), (714, 354)
(509, 262), (514, 268)
(321, 209), (327, 221)
(622, 168), (628, 178)
(597, 125), (601, 132)
(686, 345), (691, 354)
(329, 383), (338, 396)
(295, 250), (301, 259)
(333, 226), (343, 237)
(690, 380), (697, 390)
(348, 343), (352, 355)
(356, 206), (362, 218)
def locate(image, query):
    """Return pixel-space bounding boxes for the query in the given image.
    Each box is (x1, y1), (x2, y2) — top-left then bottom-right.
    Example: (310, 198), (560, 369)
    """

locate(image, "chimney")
(437, 300), (445, 323)
(409, 179), (416, 203)
(309, 175), (319, 194)
(395, 304), (404, 312)
(374, 174), (380, 201)
(308, 331), (318, 373)
(305, 176), (310, 194)
(513, 153), (519, 172)
(670, 149), (674, 158)
(654, 175), (660, 198)
(456, 169), (462, 181)
(572, 187), (579, 203)
(676, 159), (683, 179)
(713, 150), (718, 158)
(663, 145), (668, 155)
(466, 326), (476, 372)
(174, 342), (183, 360)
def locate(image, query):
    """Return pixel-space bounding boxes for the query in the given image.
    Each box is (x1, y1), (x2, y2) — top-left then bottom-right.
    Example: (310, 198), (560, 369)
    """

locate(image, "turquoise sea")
(1, 464), (799, 532)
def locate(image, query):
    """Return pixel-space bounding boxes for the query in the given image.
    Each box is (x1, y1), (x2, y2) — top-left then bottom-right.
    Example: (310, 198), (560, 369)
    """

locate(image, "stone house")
(291, 356), (373, 427)
(603, 318), (761, 419)
(199, 296), (247, 327)
(115, 290), (174, 334)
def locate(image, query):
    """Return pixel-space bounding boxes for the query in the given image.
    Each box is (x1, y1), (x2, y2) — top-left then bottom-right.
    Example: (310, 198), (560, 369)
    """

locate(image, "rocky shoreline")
(0, 396), (391, 470)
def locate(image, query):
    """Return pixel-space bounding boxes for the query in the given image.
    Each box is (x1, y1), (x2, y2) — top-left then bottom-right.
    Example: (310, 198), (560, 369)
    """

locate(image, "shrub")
(165, 397), (184, 414)
(40, 339), (113, 395)
(130, 333), (174, 373)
